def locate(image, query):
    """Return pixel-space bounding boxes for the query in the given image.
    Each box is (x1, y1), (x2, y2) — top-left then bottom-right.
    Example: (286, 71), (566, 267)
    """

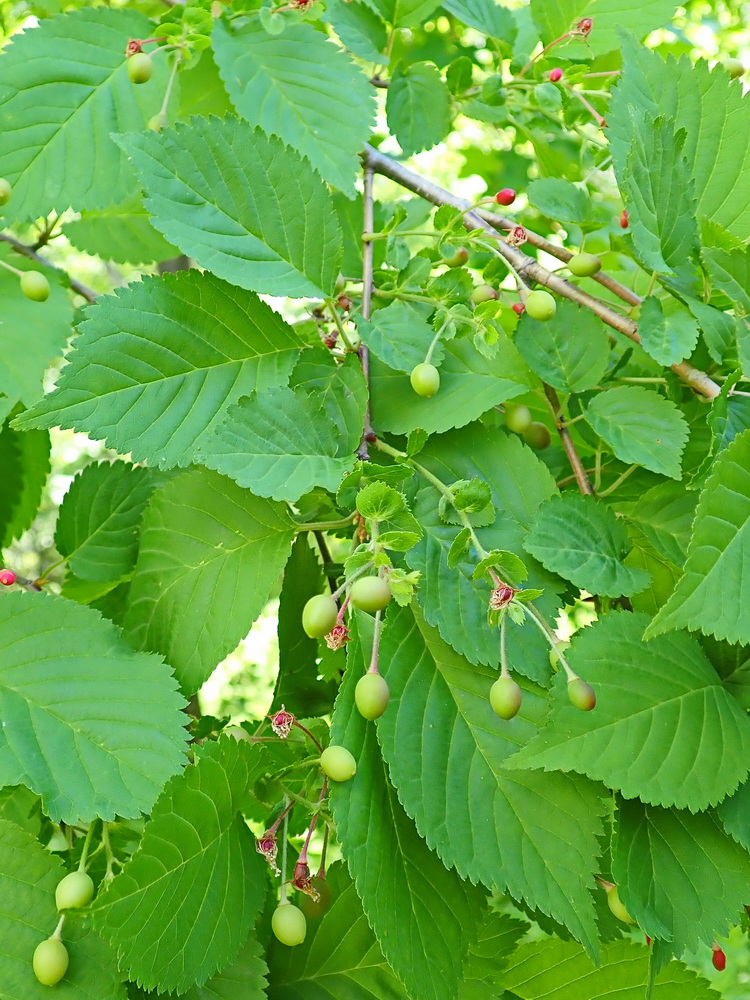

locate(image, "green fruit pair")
(33, 938), (69, 986)
(272, 902), (307, 946)
(56, 870), (95, 910)
(20, 270), (50, 302)
(350, 575), (391, 613)
(355, 672), (389, 720)
(568, 252), (601, 277)
(410, 362), (440, 398)
(127, 52), (153, 84)
(490, 676), (522, 720)
(320, 745), (357, 782)
(525, 290), (556, 321)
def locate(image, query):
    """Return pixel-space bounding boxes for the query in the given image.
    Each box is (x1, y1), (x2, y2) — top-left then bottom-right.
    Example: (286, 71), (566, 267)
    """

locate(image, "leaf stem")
(597, 464), (638, 498)
(78, 822), (97, 872)
(369, 609), (384, 674)
(279, 799), (290, 903)
(358, 164), (376, 459)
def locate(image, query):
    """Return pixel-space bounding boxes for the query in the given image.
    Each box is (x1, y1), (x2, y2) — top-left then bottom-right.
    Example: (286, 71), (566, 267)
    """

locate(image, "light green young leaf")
(124, 468), (295, 695)
(506, 612), (750, 811)
(14, 272), (300, 468)
(55, 463), (164, 582)
(267, 862), (409, 1000)
(524, 495), (650, 598)
(330, 621), (487, 1000)
(647, 429), (750, 643)
(442, 0), (516, 40)
(500, 938), (717, 999)
(212, 19), (375, 196)
(92, 739), (268, 994)
(357, 300), (441, 373)
(0, 818), (126, 1000)
(584, 386), (688, 479)
(612, 797), (750, 952)
(0, 8), (172, 222)
(115, 117), (342, 298)
(386, 62), (452, 156)
(638, 296), (700, 366)
(63, 200), (178, 267)
(367, 0), (442, 27)
(514, 300), (610, 394)
(0, 591), (188, 823)
(526, 179), (593, 226)
(356, 481), (407, 520)
(377, 604), (607, 953)
(609, 34), (750, 241)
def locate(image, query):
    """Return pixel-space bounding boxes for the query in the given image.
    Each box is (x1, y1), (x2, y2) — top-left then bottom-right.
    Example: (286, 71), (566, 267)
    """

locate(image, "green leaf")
(357, 300), (441, 374)
(405, 427), (559, 679)
(377, 603), (607, 952)
(647, 429), (750, 643)
(324, 0), (389, 63)
(500, 938), (718, 999)
(92, 739), (267, 994)
(612, 796), (750, 951)
(176, 48), (235, 122)
(530, 0), (680, 57)
(128, 936), (268, 1000)
(686, 296), (737, 363)
(0, 817), (126, 999)
(458, 910), (527, 1000)
(14, 272), (300, 468)
(123, 468), (295, 695)
(386, 62), (452, 156)
(703, 246), (750, 315)
(442, 0), (516, 41)
(506, 612), (750, 811)
(0, 248), (73, 412)
(0, 591), (187, 823)
(370, 335), (534, 436)
(212, 19), (374, 197)
(267, 862), (409, 1000)
(584, 386), (688, 480)
(514, 300), (610, 394)
(638, 296), (701, 366)
(0, 419), (50, 548)
(0, 8), (172, 222)
(717, 780), (750, 851)
(619, 480), (697, 567)
(330, 621), (487, 1000)
(356, 481), (406, 520)
(526, 179), (593, 226)
(368, 0), (442, 28)
(114, 116), (342, 298)
(609, 34), (750, 241)
(524, 495), (650, 598)
(617, 112), (698, 277)
(55, 462), (164, 582)
(63, 199), (178, 267)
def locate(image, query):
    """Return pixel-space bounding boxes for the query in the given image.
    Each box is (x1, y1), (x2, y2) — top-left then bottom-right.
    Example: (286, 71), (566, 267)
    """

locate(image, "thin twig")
(543, 383), (594, 495)
(313, 530), (340, 597)
(358, 164), (376, 459)
(361, 145), (719, 400)
(0, 232), (97, 303)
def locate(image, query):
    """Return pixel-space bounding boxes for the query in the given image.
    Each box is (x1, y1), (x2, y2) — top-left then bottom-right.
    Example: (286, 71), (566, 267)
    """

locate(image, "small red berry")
(512, 303), (525, 315)
(576, 17), (593, 35)
(549, 68), (563, 82)
(712, 945), (727, 972)
(619, 209), (629, 229)
(0, 569), (16, 586)
(495, 188), (516, 207)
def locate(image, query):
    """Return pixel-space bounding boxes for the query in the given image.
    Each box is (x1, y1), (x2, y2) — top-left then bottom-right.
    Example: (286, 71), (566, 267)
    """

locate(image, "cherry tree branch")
(543, 383), (594, 495)
(0, 231), (97, 304)
(357, 164), (376, 460)
(361, 145), (720, 400)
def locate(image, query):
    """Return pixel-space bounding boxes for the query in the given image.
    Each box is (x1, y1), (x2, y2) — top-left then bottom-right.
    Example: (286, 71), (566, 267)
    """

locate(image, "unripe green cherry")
(302, 594), (338, 638)
(33, 938), (69, 986)
(320, 745), (357, 782)
(568, 252), (602, 277)
(525, 290), (556, 321)
(410, 362), (440, 398)
(504, 403), (532, 435)
(20, 270), (50, 302)
(568, 677), (596, 711)
(490, 676), (523, 720)
(350, 575), (391, 613)
(272, 902), (307, 946)
(56, 870), (95, 910)
(127, 52), (153, 84)
(299, 876), (333, 919)
(442, 246), (469, 267)
(147, 113), (167, 132)
(523, 422), (551, 450)
(606, 885), (635, 925)
(355, 672), (390, 720)
(470, 283), (498, 304)
(0, 177), (11, 206)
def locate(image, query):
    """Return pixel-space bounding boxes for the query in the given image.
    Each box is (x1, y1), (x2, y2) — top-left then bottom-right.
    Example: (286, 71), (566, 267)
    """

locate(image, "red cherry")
(495, 188), (516, 207)
(712, 946), (727, 972)
(512, 303), (525, 315)
(549, 68), (563, 82)
(0, 569), (16, 586)
(619, 209), (629, 229)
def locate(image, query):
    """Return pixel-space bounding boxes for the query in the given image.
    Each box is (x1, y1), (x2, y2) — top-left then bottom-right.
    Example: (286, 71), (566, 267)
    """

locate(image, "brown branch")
(362, 144), (720, 400)
(543, 383), (594, 495)
(357, 164), (376, 460)
(0, 232), (97, 304)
